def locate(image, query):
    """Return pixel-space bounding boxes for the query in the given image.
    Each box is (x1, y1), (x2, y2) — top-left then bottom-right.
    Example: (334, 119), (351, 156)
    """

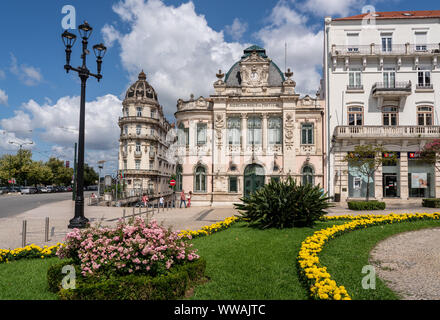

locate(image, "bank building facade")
(174, 45), (326, 206)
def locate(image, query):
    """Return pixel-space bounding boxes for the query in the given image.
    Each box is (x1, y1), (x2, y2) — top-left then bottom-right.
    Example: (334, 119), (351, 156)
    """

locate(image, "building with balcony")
(324, 10), (440, 203)
(118, 71), (174, 197)
(174, 45), (325, 206)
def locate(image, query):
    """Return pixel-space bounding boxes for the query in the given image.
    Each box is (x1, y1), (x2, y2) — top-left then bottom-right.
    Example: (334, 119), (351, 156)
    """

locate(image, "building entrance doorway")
(383, 174), (398, 198)
(244, 164), (265, 198)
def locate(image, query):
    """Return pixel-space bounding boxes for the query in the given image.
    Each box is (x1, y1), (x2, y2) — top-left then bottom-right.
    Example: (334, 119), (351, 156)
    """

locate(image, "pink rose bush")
(57, 218), (199, 278)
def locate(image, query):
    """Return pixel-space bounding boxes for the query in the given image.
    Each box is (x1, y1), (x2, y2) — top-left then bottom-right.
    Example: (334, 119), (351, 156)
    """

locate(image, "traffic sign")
(170, 179), (176, 186)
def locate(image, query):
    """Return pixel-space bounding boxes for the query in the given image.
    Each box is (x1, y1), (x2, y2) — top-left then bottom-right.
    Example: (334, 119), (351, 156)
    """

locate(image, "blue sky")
(0, 0), (438, 175)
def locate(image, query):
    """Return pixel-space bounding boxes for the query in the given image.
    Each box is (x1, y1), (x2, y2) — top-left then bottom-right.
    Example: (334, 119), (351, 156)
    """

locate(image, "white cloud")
(225, 18), (248, 41)
(10, 53), (43, 86)
(257, 1), (323, 95)
(0, 89), (8, 106)
(0, 94), (122, 171)
(102, 0), (247, 118)
(299, 0), (387, 18)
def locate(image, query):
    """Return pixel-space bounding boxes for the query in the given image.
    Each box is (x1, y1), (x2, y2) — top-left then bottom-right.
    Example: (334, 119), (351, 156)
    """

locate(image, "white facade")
(324, 12), (440, 203)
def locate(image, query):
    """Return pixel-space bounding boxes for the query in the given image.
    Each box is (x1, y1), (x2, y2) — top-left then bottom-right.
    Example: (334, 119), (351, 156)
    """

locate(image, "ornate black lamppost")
(62, 21), (107, 229)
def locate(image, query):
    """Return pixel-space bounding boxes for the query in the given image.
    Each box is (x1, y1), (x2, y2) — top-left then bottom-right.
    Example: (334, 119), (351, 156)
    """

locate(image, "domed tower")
(118, 71), (173, 200)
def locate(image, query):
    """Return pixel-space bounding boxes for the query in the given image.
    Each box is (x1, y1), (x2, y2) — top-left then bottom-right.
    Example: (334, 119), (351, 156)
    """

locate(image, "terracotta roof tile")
(333, 10), (440, 21)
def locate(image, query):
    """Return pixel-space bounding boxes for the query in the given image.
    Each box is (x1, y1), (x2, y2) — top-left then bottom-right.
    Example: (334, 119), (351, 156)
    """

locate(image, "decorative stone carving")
(214, 113), (224, 148)
(284, 113), (294, 150)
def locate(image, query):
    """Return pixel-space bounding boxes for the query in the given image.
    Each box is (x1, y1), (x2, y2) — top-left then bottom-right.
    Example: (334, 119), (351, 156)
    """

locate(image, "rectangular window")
(301, 123), (314, 145)
(149, 160), (154, 170)
(197, 123), (207, 145)
(247, 117), (262, 145)
(383, 68), (396, 88)
(408, 155), (435, 198)
(124, 125), (128, 135)
(417, 67), (431, 88)
(268, 117), (282, 144)
(151, 108), (156, 119)
(135, 160), (140, 170)
(150, 128), (155, 136)
(348, 162), (375, 198)
(348, 68), (362, 89)
(415, 31), (427, 51)
(124, 108), (129, 117)
(136, 107), (142, 117)
(347, 33), (359, 52)
(227, 117), (241, 145)
(382, 107), (398, 126)
(123, 160), (127, 170)
(381, 33), (392, 52)
(136, 142), (141, 152)
(136, 125), (141, 135)
(229, 176), (238, 192)
(348, 106), (363, 126)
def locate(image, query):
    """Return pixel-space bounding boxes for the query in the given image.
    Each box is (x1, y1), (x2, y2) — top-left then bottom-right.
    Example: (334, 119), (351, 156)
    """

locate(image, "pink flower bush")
(57, 218), (199, 278)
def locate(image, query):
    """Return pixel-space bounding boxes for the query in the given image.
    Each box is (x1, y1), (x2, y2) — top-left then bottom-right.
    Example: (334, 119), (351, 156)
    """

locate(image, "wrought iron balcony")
(372, 81), (412, 97)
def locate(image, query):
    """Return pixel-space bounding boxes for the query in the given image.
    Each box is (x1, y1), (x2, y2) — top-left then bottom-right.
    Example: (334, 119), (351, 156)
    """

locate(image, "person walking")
(180, 189), (186, 208)
(187, 191), (192, 208)
(142, 193), (149, 208)
(159, 195), (164, 208)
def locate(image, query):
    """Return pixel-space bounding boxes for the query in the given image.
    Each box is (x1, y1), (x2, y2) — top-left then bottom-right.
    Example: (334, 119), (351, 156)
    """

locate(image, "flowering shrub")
(178, 216), (239, 238)
(0, 243), (63, 264)
(56, 218), (199, 278)
(298, 213), (440, 300)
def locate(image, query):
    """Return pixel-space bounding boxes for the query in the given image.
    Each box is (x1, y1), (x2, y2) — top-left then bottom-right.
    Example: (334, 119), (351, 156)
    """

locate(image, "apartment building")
(324, 10), (440, 203)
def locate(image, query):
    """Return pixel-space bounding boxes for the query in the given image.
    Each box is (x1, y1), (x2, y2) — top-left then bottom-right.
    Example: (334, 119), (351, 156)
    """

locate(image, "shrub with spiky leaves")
(234, 177), (332, 229)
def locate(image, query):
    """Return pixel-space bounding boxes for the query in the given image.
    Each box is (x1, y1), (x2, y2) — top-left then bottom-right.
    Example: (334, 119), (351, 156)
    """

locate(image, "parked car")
(20, 186), (38, 194)
(66, 186), (73, 192)
(87, 185), (98, 191)
(46, 186), (54, 193)
(39, 186), (49, 193)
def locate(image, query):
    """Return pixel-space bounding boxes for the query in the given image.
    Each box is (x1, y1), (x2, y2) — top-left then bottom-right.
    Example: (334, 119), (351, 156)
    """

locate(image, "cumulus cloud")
(0, 94), (122, 172)
(102, 0), (247, 118)
(299, 0), (387, 18)
(257, 1), (323, 95)
(225, 18), (248, 41)
(0, 89), (8, 106)
(10, 53), (43, 86)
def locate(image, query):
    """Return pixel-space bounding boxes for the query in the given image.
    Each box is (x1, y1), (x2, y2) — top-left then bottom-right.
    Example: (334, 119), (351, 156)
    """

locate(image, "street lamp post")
(62, 22), (107, 229)
(97, 160), (106, 199)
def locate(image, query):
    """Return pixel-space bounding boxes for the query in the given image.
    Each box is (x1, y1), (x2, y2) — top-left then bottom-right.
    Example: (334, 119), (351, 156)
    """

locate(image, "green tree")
(343, 144), (396, 201)
(83, 163), (99, 187)
(0, 150), (33, 186)
(421, 139), (440, 173)
(27, 161), (53, 186)
(46, 157), (74, 186)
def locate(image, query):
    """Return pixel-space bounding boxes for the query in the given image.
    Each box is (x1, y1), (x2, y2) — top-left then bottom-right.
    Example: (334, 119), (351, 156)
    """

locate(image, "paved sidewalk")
(2, 199), (439, 250)
(0, 200), (237, 250)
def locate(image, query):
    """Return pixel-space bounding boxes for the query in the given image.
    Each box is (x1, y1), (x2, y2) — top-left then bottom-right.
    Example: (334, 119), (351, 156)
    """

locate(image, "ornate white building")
(174, 45), (326, 206)
(118, 71), (175, 197)
(324, 10), (440, 203)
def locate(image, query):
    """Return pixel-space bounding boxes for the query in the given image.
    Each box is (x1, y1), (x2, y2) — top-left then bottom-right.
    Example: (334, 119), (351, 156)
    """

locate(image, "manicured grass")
(319, 219), (440, 300)
(0, 257), (60, 300)
(189, 221), (340, 300)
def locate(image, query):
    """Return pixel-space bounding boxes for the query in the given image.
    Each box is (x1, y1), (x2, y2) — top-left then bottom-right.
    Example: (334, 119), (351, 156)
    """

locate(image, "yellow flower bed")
(298, 212), (440, 300)
(178, 216), (240, 238)
(0, 243), (64, 264)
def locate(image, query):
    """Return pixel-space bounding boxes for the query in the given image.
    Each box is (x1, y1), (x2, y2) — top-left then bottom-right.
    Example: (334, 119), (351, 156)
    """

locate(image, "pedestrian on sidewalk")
(142, 193), (149, 208)
(159, 196), (164, 208)
(180, 190), (186, 208)
(187, 191), (192, 208)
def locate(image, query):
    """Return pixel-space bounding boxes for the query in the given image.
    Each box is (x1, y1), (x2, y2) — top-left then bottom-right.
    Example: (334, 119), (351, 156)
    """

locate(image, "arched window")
(302, 166), (314, 185)
(348, 106), (363, 126)
(194, 165), (206, 192)
(417, 106), (433, 126)
(176, 165), (183, 192)
(382, 106), (398, 126)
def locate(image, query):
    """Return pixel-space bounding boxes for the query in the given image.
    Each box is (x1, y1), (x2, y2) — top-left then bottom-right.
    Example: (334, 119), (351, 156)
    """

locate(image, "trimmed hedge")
(347, 200), (386, 211)
(422, 198), (440, 208)
(47, 258), (206, 300)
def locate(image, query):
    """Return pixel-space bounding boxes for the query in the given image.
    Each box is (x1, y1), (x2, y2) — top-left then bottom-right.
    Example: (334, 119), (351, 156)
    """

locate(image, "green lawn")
(0, 257), (60, 300)
(189, 221), (339, 300)
(319, 219), (440, 300)
(1, 218), (439, 300)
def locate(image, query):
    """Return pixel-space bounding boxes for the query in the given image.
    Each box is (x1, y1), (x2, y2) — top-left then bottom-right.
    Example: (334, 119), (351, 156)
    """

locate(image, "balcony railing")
(372, 81), (412, 95)
(334, 125), (440, 139)
(346, 84), (364, 91)
(332, 43), (440, 56)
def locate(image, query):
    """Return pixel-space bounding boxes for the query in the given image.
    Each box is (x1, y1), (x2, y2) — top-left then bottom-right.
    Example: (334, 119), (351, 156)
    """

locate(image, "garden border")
(298, 213), (440, 300)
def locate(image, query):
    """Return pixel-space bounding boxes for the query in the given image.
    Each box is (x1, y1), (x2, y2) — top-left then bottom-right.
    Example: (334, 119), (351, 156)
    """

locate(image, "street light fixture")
(62, 21), (107, 229)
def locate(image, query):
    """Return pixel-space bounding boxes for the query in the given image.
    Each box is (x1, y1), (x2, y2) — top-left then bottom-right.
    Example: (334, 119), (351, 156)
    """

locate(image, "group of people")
(140, 190), (192, 208)
(180, 190), (192, 208)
